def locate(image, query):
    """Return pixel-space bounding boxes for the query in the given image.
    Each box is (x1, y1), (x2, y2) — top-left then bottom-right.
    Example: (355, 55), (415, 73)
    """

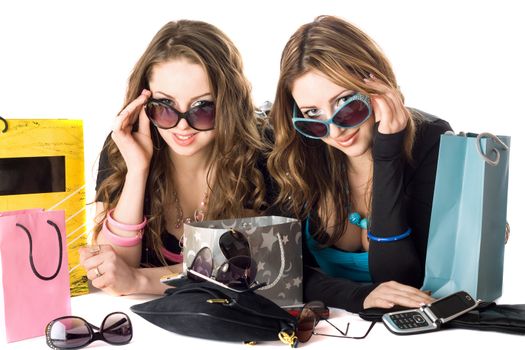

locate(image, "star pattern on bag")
(257, 261), (265, 271)
(260, 230), (277, 251)
(193, 231), (202, 243)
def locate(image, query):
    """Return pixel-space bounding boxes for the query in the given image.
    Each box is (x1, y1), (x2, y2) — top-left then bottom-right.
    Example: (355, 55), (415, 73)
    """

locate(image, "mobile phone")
(382, 291), (479, 335)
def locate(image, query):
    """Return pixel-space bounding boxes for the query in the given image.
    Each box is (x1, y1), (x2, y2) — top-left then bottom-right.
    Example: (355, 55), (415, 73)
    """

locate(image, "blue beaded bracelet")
(367, 228), (412, 242)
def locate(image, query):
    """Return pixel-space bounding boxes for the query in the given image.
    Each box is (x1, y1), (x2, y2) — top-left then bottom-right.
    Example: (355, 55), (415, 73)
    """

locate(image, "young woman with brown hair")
(268, 15), (452, 312)
(80, 20), (271, 295)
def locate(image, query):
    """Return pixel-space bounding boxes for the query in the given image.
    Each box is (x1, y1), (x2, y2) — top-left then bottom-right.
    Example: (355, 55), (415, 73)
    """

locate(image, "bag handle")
(445, 131), (509, 166)
(16, 220), (63, 281)
(257, 233), (285, 291)
(0, 115), (7, 133)
(475, 132), (509, 166)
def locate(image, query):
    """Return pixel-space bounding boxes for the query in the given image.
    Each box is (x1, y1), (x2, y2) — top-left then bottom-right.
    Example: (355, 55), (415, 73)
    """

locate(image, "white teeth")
(176, 134), (193, 140)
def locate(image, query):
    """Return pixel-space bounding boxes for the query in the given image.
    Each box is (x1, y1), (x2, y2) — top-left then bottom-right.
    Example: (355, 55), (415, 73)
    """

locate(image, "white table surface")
(4, 289), (523, 350)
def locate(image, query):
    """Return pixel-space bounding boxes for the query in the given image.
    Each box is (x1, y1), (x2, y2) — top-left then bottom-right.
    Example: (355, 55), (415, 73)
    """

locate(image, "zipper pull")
(206, 298), (230, 304)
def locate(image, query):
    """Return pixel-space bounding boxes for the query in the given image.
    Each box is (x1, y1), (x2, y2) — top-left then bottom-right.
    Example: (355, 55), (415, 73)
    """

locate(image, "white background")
(1, 0), (524, 302)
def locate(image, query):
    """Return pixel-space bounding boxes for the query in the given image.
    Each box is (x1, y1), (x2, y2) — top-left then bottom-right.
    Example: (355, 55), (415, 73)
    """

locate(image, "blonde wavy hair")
(268, 15), (418, 246)
(95, 20), (269, 264)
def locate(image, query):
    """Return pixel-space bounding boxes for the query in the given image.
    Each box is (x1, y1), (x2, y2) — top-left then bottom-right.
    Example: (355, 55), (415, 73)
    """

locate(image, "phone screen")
(429, 292), (475, 319)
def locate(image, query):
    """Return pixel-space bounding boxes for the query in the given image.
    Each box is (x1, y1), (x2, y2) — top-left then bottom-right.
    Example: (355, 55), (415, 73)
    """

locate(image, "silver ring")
(95, 266), (102, 278)
(88, 245), (101, 254)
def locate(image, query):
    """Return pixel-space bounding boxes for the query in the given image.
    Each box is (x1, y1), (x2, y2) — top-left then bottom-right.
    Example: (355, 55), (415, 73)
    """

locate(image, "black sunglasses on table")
(45, 312), (132, 349)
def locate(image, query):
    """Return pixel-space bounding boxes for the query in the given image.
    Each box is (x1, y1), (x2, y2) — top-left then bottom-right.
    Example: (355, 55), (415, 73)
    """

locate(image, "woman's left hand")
(364, 75), (410, 134)
(79, 244), (141, 296)
(363, 281), (434, 309)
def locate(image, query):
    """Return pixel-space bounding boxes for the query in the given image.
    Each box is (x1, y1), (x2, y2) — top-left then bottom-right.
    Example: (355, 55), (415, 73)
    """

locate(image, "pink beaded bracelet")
(102, 219), (143, 247)
(107, 209), (147, 232)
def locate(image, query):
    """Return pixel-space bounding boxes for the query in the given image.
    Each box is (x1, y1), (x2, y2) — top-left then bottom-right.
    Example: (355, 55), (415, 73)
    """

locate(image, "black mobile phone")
(382, 291), (479, 335)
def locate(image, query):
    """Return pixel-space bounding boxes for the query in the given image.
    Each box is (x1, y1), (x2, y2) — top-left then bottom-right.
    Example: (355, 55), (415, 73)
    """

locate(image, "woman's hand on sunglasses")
(364, 75), (410, 135)
(111, 89), (153, 174)
(363, 280), (434, 309)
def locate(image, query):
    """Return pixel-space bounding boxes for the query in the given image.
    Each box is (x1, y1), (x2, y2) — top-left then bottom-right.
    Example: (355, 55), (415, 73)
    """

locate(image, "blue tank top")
(305, 217), (372, 282)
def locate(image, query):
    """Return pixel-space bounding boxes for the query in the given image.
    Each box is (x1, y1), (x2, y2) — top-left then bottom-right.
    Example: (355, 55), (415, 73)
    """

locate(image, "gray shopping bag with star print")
(183, 216), (302, 307)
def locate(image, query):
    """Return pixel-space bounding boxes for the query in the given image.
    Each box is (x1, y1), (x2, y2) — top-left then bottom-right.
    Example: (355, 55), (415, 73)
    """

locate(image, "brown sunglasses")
(296, 301), (376, 342)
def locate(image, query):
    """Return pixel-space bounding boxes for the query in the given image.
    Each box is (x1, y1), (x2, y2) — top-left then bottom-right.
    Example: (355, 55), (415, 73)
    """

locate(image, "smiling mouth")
(174, 133), (196, 140)
(336, 130), (359, 144)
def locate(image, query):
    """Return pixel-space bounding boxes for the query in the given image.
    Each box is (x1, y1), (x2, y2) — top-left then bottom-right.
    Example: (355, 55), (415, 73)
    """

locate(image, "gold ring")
(95, 266), (102, 278)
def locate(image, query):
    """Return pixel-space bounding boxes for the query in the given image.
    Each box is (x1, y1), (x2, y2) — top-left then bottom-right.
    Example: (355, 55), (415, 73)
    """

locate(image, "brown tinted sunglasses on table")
(288, 301), (376, 343)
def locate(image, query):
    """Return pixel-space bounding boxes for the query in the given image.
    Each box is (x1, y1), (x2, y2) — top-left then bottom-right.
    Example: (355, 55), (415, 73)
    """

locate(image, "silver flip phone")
(382, 291), (479, 335)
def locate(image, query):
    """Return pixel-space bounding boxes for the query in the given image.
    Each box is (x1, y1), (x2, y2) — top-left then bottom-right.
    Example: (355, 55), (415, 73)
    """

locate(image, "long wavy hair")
(268, 15), (418, 246)
(95, 20), (269, 264)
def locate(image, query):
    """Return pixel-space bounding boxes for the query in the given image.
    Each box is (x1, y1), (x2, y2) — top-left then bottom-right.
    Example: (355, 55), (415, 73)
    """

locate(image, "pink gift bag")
(0, 209), (71, 343)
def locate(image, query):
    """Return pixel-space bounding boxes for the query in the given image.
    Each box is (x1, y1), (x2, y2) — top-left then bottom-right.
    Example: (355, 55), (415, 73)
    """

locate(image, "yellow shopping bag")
(0, 118), (88, 296)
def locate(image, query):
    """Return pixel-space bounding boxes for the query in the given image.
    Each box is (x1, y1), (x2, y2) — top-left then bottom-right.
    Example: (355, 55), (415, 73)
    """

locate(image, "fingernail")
(419, 302), (427, 307)
(141, 89), (149, 95)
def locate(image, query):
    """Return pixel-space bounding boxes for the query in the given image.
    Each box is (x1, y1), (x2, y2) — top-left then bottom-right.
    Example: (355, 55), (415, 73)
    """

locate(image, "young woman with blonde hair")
(268, 15), (452, 312)
(80, 20), (271, 295)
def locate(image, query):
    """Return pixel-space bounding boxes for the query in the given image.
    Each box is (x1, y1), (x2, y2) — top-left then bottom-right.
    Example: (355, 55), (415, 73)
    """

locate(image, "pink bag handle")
(16, 219), (63, 281)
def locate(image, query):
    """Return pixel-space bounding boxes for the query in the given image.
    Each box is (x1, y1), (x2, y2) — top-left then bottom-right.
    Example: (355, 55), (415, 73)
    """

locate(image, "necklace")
(348, 212), (369, 230)
(174, 191), (208, 229)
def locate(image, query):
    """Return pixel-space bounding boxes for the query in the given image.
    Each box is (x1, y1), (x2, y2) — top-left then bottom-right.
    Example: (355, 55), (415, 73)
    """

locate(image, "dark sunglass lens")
(304, 301), (330, 319)
(219, 230), (250, 260)
(48, 318), (91, 349)
(215, 256), (256, 288)
(146, 102), (179, 129)
(294, 120), (328, 138)
(101, 313), (132, 344)
(188, 102), (215, 130)
(190, 247), (213, 279)
(333, 99), (370, 127)
(297, 308), (316, 343)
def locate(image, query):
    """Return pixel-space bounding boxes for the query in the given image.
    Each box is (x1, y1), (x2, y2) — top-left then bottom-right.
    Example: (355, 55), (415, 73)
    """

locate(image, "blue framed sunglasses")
(292, 93), (372, 139)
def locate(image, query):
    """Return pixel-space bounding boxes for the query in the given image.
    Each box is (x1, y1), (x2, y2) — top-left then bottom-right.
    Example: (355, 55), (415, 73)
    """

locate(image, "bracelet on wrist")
(368, 228), (412, 242)
(107, 209), (147, 232)
(102, 219), (143, 247)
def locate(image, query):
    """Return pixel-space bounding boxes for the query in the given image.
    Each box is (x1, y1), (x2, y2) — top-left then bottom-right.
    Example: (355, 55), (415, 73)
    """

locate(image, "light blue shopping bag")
(422, 132), (510, 302)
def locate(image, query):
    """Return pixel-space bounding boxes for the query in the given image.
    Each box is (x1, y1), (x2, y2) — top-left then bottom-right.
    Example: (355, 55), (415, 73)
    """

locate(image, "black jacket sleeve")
(368, 111), (452, 287)
(303, 266), (378, 312)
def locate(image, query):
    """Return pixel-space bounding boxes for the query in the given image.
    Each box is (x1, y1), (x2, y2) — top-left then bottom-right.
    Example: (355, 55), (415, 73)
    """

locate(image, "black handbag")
(359, 302), (525, 335)
(130, 280), (297, 344)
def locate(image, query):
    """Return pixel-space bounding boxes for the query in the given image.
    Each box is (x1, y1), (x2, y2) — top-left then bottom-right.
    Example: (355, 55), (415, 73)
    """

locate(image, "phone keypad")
(390, 312), (429, 329)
